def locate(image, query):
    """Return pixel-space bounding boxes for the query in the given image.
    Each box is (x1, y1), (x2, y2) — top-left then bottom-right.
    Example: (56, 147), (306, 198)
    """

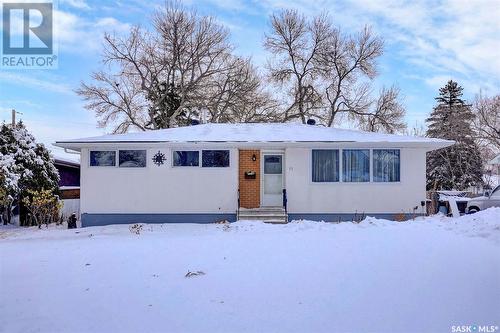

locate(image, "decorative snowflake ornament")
(152, 151), (166, 166)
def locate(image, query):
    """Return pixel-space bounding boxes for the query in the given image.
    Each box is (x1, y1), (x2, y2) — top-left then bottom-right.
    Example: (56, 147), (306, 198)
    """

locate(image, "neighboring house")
(53, 157), (81, 218)
(54, 157), (80, 185)
(55, 123), (453, 227)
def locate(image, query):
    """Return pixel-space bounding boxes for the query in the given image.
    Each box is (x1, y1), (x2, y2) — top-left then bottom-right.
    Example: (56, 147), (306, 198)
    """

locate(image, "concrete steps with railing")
(237, 207), (288, 224)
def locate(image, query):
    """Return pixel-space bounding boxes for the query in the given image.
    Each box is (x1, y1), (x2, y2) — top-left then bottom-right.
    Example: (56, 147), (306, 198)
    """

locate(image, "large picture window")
(202, 150), (229, 167)
(119, 150), (146, 167)
(312, 150), (339, 182)
(373, 149), (400, 182)
(173, 151), (199, 166)
(90, 151), (116, 167)
(342, 149), (370, 182)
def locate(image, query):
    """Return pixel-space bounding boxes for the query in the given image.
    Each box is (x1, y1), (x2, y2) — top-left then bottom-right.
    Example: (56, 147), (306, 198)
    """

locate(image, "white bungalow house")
(54, 123), (454, 227)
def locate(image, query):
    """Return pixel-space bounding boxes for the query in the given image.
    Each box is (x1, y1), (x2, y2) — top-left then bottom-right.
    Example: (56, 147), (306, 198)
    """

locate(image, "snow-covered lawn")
(1, 209), (499, 333)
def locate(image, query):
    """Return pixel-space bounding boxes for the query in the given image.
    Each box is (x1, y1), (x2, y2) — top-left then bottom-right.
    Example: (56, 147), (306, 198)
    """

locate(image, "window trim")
(342, 149), (371, 183)
(118, 149), (147, 168)
(88, 149), (149, 168)
(372, 149), (401, 183)
(201, 149), (231, 168)
(264, 154), (284, 175)
(171, 150), (200, 167)
(89, 150), (117, 167)
(170, 149), (231, 168)
(311, 149), (340, 183)
(310, 148), (402, 185)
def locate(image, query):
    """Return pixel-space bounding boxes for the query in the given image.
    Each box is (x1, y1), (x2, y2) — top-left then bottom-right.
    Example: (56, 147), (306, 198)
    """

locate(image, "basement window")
(119, 150), (147, 167)
(90, 151), (116, 167)
(202, 150), (230, 167)
(173, 151), (199, 166)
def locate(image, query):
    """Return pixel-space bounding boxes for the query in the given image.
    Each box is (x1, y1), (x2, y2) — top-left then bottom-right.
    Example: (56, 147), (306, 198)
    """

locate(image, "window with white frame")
(119, 150), (146, 167)
(173, 151), (199, 166)
(312, 149), (339, 182)
(202, 150), (230, 167)
(373, 149), (400, 182)
(342, 149), (370, 182)
(90, 151), (116, 167)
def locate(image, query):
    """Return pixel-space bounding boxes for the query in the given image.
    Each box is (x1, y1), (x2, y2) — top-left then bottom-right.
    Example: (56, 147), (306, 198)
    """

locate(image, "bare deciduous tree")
(77, 2), (272, 132)
(317, 25), (384, 126)
(359, 86), (407, 133)
(205, 58), (279, 123)
(472, 93), (500, 150)
(263, 10), (405, 132)
(404, 121), (426, 137)
(79, 4), (407, 134)
(264, 10), (329, 123)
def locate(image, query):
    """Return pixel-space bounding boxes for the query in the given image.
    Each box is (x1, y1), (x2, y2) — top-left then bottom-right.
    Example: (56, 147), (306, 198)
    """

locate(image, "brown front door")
(239, 150), (260, 208)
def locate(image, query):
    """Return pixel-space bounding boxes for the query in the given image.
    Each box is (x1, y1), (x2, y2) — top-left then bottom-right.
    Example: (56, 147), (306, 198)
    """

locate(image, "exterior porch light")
(252, 154), (257, 161)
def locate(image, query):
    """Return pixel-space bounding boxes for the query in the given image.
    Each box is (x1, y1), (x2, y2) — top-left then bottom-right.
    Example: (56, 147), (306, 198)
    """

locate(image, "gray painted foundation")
(288, 213), (425, 222)
(81, 212), (424, 227)
(81, 213), (237, 227)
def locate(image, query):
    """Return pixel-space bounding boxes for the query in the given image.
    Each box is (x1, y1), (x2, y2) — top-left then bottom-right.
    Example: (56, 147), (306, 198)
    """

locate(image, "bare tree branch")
(358, 86), (407, 134)
(264, 9), (329, 123)
(317, 25), (384, 126)
(76, 1), (273, 132)
(472, 93), (500, 150)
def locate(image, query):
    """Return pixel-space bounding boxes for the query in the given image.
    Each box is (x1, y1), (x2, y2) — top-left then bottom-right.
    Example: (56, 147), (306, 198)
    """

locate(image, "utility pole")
(10, 109), (22, 126)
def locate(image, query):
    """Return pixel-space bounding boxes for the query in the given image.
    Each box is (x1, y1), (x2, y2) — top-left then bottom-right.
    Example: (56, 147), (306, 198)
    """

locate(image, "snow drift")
(1, 209), (499, 333)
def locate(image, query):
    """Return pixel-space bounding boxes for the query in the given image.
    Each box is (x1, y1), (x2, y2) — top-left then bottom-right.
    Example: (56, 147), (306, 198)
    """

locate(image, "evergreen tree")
(0, 122), (59, 225)
(425, 80), (483, 190)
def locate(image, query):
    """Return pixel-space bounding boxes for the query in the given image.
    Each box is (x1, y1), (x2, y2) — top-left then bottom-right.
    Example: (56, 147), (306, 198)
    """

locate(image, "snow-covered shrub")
(0, 179), (13, 225)
(129, 224), (143, 235)
(394, 212), (406, 222)
(351, 212), (366, 223)
(215, 219), (231, 231)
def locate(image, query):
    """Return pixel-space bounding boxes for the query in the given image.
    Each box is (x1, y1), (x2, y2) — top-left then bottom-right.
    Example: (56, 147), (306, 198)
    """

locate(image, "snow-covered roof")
(55, 123), (454, 150)
(60, 186), (80, 190)
(54, 157), (80, 167)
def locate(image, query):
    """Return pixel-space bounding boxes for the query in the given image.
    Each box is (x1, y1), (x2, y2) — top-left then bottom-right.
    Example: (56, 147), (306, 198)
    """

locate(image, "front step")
(238, 207), (288, 224)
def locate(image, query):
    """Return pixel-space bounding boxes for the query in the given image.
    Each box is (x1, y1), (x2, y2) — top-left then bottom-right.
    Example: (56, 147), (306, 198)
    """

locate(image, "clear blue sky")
(1, 0), (499, 159)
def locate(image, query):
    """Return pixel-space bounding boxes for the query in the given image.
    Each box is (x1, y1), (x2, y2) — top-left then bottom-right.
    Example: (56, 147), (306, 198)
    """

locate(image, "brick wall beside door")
(239, 150), (260, 208)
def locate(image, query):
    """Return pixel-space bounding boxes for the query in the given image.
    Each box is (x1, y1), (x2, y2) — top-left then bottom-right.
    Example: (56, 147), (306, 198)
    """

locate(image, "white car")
(467, 185), (500, 213)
